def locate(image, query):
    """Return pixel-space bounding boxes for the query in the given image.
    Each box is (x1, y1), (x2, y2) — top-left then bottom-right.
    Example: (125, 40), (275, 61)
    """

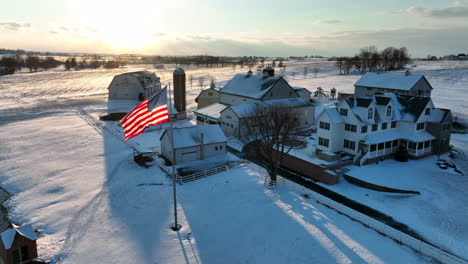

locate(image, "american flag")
(120, 86), (169, 140)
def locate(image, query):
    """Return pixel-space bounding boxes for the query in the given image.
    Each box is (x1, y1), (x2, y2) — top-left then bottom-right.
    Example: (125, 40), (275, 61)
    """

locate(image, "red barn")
(0, 225), (38, 264)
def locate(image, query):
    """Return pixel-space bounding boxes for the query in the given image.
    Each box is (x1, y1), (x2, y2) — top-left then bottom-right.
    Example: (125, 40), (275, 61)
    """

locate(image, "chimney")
(262, 66), (274, 77)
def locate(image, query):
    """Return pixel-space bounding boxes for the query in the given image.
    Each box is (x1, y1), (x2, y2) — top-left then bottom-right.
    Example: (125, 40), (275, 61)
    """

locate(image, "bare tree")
(209, 75), (216, 88)
(343, 58), (353, 74)
(244, 104), (301, 185)
(189, 74), (194, 89)
(291, 71), (296, 80)
(303, 67), (308, 79)
(335, 57), (344, 74)
(312, 67), (319, 78)
(198, 75), (205, 89)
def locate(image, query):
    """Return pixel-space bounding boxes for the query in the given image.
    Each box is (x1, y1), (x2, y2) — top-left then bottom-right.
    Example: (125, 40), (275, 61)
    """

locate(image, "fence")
(160, 160), (247, 184)
(304, 186), (468, 264)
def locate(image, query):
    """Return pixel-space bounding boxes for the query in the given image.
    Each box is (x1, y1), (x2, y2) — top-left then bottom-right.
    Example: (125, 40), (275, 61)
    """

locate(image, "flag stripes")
(120, 87), (169, 140)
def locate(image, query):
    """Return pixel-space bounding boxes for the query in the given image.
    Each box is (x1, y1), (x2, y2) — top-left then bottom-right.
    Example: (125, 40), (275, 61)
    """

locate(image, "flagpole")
(168, 82), (181, 231)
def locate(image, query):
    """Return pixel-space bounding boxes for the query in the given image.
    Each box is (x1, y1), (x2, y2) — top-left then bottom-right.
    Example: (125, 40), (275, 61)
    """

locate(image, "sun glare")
(79, 0), (160, 50)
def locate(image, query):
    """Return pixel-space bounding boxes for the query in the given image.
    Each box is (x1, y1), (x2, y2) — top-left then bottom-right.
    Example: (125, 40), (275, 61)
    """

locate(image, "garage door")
(181, 150), (199, 163)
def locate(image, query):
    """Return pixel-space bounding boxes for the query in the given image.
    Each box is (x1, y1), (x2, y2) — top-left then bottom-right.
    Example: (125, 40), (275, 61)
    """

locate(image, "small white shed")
(160, 125), (227, 164)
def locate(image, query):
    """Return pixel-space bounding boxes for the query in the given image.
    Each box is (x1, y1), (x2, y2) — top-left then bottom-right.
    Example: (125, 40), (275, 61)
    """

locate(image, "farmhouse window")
(318, 137), (329, 147)
(345, 123), (357, 132)
(319, 121), (330, 130)
(343, 139), (355, 150)
(386, 106), (392, 117)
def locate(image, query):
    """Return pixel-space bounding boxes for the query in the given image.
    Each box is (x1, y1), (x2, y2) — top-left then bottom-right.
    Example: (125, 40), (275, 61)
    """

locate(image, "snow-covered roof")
(354, 72), (428, 91)
(264, 98), (311, 108)
(427, 108), (450, 123)
(322, 108), (344, 123)
(292, 86), (310, 93)
(194, 103), (228, 119)
(220, 74), (281, 99)
(363, 130), (435, 144)
(160, 125), (226, 149)
(228, 103), (261, 118)
(342, 93), (432, 124)
(1, 225), (37, 250)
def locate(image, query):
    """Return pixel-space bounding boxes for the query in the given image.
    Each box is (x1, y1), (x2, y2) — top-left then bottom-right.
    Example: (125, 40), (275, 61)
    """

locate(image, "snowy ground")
(0, 111), (429, 263)
(1, 59), (468, 263)
(317, 135), (468, 259)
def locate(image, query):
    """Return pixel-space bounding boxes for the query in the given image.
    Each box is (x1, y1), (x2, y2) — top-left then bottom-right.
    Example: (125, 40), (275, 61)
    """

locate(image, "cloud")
(152, 32), (166, 37)
(84, 26), (100, 33)
(312, 19), (342, 25)
(385, 1), (468, 18)
(186, 34), (212, 41)
(49, 31), (59, 34)
(0, 22), (31, 31)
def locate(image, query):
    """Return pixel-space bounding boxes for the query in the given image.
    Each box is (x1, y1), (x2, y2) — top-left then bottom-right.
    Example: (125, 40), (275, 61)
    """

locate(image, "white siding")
(108, 75), (144, 99)
(317, 111), (343, 153)
(219, 108), (240, 137)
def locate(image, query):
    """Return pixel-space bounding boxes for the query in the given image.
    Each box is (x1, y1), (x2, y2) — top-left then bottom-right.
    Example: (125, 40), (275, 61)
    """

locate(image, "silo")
(173, 67), (186, 113)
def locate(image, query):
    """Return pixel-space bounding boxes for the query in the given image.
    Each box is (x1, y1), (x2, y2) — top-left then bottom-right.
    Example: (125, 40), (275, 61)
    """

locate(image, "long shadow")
(72, 100), (175, 263)
(235, 144), (431, 244)
(176, 177), (348, 263)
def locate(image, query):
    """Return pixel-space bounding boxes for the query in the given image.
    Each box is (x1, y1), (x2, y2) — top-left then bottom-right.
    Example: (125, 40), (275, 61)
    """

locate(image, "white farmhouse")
(316, 94), (452, 165)
(219, 98), (314, 138)
(194, 70), (314, 138)
(354, 72), (433, 98)
(160, 124), (227, 165)
(108, 71), (162, 100)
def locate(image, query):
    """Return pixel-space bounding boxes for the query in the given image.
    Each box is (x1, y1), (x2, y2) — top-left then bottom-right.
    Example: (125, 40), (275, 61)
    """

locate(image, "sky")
(1, 0), (468, 57)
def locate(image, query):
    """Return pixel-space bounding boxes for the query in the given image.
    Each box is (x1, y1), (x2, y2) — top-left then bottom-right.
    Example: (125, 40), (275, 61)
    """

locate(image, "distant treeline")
(0, 55), (61, 75)
(0, 54), (128, 75)
(331, 46), (411, 74)
(140, 55), (269, 68)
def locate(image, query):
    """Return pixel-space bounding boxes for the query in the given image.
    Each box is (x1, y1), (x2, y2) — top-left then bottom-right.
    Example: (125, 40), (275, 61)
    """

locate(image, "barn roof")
(264, 98), (311, 108)
(354, 72), (429, 91)
(160, 125), (226, 149)
(220, 74), (281, 99)
(1, 225), (37, 250)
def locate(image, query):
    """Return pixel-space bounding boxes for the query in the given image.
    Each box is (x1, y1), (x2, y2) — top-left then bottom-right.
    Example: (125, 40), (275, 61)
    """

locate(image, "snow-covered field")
(1, 59), (468, 263)
(0, 111), (429, 263)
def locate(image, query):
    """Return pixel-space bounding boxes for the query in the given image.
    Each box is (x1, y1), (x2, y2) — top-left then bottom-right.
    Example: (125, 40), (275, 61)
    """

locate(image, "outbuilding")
(160, 125), (227, 165)
(108, 71), (161, 100)
(0, 225), (38, 264)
